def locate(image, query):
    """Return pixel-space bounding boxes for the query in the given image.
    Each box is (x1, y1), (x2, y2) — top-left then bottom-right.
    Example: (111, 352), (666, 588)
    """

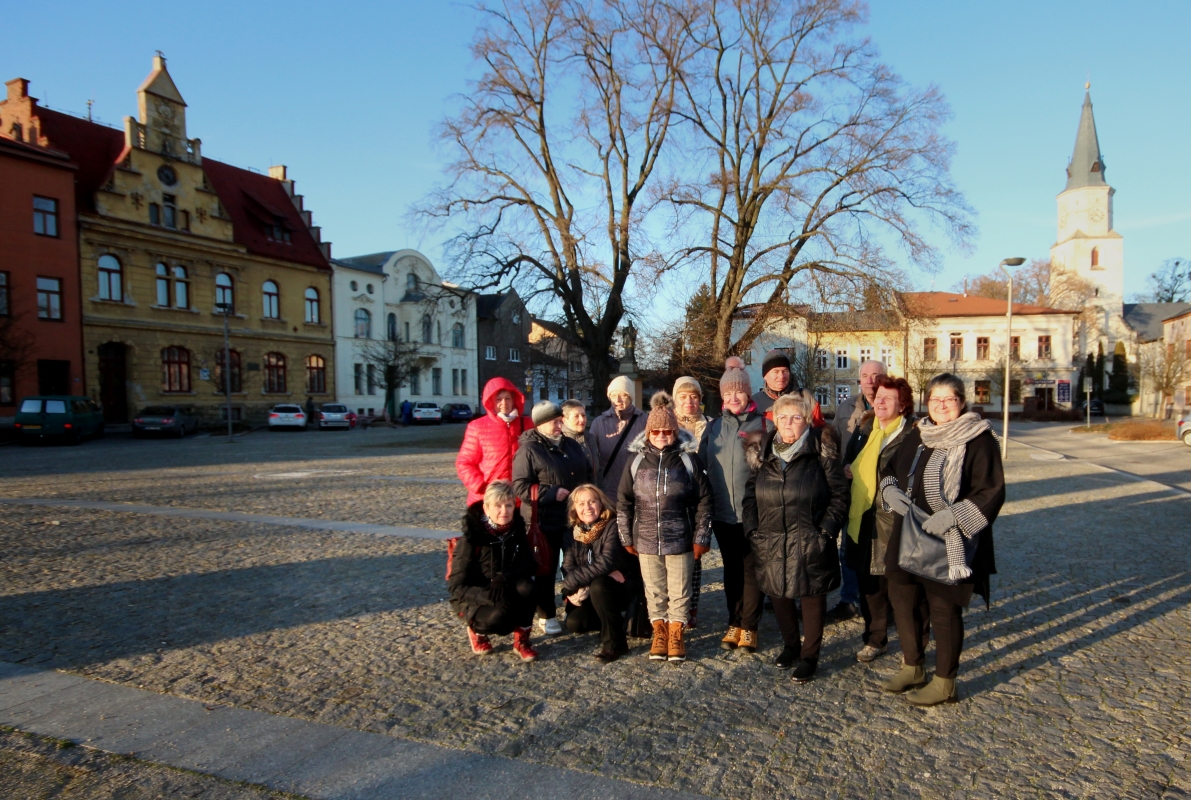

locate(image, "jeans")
(770, 594), (826, 661)
(639, 552), (694, 625)
(714, 521), (763, 630)
(564, 575), (629, 651)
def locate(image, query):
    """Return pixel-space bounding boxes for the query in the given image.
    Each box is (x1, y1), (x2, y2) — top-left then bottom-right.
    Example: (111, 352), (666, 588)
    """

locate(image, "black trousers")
(886, 565), (972, 679)
(533, 525), (567, 619)
(770, 594), (826, 661)
(714, 521), (762, 630)
(471, 593), (536, 636)
(859, 574), (930, 649)
(564, 575), (629, 651)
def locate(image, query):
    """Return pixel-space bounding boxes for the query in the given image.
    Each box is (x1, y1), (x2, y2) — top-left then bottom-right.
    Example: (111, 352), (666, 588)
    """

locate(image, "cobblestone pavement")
(1, 432), (1188, 798)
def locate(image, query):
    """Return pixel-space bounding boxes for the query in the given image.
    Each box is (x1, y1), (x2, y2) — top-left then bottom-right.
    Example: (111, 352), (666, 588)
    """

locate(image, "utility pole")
(999, 258), (1026, 458)
(218, 302), (234, 443)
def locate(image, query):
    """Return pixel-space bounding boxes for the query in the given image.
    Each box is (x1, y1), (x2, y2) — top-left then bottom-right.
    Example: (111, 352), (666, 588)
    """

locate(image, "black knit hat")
(531, 400), (562, 426)
(761, 349), (791, 378)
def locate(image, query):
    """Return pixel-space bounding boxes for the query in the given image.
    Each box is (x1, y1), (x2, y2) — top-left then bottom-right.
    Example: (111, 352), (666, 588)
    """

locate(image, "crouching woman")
(562, 484), (636, 663)
(449, 480), (540, 661)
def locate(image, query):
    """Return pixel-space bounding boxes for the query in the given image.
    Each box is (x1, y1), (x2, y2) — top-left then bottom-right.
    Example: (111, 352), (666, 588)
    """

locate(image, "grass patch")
(1070, 420), (1176, 440)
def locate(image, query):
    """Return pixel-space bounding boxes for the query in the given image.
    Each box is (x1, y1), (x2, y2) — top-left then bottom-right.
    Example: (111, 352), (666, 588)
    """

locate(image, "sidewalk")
(0, 660), (703, 800)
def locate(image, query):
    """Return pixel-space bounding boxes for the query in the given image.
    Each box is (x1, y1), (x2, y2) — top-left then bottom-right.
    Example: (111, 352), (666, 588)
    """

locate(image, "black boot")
(774, 646), (799, 669)
(791, 658), (818, 684)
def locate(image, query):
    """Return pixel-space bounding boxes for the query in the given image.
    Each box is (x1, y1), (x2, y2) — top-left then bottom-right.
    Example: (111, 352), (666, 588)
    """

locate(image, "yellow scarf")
(846, 415), (904, 543)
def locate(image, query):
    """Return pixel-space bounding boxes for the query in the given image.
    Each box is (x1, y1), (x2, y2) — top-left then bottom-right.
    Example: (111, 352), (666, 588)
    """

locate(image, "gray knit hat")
(672, 375), (703, 398)
(719, 367), (750, 395)
(531, 400), (562, 426)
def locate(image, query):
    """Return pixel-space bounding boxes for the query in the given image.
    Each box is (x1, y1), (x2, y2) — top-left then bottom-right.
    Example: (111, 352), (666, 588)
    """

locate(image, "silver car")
(267, 404), (307, 430)
(318, 403), (352, 430)
(1179, 411), (1191, 446)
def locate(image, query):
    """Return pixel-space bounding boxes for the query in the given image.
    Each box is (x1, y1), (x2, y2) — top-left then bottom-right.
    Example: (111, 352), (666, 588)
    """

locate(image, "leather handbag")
(897, 445), (966, 586)
(525, 484), (554, 577)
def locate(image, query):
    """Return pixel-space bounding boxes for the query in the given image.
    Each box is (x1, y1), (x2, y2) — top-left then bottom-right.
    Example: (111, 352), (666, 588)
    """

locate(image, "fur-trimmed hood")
(743, 424), (838, 471)
(626, 427), (698, 455)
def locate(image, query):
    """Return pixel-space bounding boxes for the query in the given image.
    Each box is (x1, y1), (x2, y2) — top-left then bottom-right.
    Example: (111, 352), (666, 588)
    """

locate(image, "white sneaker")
(856, 643), (888, 663)
(538, 617), (563, 635)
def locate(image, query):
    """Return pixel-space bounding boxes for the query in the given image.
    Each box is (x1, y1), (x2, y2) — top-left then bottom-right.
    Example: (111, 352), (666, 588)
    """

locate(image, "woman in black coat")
(512, 401), (594, 634)
(449, 481), (540, 661)
(879, 372), (1005, 706)
(743, 391), (848, 683)
(562, 484), (637, 662)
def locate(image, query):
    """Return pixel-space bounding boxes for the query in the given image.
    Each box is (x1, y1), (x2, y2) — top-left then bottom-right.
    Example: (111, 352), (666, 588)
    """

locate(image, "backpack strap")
(629, 452), (646, 481)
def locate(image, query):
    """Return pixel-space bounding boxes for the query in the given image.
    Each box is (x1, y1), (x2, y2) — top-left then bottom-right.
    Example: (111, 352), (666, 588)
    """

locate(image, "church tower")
(1050, 87), (1126, 355)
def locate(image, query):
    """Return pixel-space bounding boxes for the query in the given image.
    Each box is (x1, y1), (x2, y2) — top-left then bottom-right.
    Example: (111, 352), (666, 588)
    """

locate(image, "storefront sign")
(1057, 380), (1071, 403)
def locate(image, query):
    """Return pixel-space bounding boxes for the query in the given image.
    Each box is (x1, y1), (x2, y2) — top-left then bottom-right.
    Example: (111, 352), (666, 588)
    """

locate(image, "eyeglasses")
(650, 429), (674, 436)
(775, 414), (804, 423)
(928, 397), (961, 407)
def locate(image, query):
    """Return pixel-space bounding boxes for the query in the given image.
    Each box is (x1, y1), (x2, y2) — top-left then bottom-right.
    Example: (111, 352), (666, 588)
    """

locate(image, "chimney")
(962, 278), (968, 297)
(6, 78), (29, 103)
(268, 164), (288, 181)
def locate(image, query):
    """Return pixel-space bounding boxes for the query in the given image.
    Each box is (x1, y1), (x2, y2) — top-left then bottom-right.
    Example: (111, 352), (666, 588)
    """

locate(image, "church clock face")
(1089, 207), (1105, 223)
(157, 103), (174, 120)
(157, 165), (177, 186)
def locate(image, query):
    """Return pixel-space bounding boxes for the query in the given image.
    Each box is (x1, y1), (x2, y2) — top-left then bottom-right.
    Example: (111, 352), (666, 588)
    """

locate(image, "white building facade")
(330, 249), (478, 417)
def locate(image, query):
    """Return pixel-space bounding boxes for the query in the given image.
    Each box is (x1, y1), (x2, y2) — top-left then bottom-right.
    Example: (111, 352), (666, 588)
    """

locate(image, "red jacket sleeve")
(456, 420), (486, 495)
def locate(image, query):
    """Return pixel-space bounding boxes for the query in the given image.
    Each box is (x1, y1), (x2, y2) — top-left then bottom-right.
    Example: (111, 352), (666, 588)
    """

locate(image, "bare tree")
(1143, 257), (1191, 303)
(358, 337), (425, 418)
(421, 0), (701, 408)
(666, 0), (972, 364)
(1140, 341), (1189, 417)
(982, 347), (1024, 411)
(960, 258), (1095, 311)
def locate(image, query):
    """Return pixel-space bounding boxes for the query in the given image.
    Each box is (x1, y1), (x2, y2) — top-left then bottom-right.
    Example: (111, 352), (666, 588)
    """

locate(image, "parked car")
(1076, 398), (1105, 416)
(1179, 412), (1191, 446)
(317, 403), (353, 430)
(441, 403), (474, 423)
(14, 396), (105, 445)
(132, 405), (200, 438)
(268, 404), (307, 430)
(411, 402), (442, 425)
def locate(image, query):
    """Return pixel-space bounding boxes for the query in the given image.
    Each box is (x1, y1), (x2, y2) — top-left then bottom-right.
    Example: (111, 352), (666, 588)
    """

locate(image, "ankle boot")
(906, 676), (958, 706)
(667, 621), (687, 662)
(882, 663), (927, 693)
(467, 627), (493, 655)
(511, 627), (538, 662)
(649, 620), (669, 660)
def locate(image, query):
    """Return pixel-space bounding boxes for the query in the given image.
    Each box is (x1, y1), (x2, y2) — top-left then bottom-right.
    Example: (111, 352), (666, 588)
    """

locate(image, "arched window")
(304, 287), (320, 323)
(262, 280), (280, 319)
(215, 273), (234, 312)
(436, 321), (442, 344)
(422, 314), (433, 344)
(161, 346), (191, 393)
(156, 263), (170, 306)
(452, 322), (465, 348)
(407, 273), (419, 293)
(1090, 247), (1100, 268)
(263, 352), (287, 393)
(387, 313), (398, 342)
(173, 266), (189, 309)
(354, 308), (371, 339)
(98, 255), (122, 301)
(215, 348), (242, 393)
(305, 355), (327, 394)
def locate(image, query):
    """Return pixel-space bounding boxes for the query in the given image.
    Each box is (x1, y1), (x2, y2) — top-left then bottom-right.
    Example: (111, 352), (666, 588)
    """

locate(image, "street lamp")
(216, 302), (234, 444)
(999, 257), (1026, 457)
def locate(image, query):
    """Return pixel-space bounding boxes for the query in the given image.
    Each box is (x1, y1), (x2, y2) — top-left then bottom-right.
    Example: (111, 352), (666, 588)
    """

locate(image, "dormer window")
(265, 218), (291, 243)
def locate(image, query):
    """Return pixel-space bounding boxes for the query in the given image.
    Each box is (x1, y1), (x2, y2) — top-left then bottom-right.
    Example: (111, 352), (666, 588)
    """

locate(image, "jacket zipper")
(655, 451), (664, 551)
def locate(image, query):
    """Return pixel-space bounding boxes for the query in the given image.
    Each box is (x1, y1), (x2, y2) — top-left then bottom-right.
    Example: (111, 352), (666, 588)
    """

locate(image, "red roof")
(901, 291), (1078, 317)
(32, 107), (125, 212)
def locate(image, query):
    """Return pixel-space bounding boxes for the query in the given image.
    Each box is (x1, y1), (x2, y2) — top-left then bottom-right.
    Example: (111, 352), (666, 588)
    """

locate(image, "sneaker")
(649, 620), (669, 660)
(467, 627), (493, 655)
(738, 629), (759, 653)
(856, 643), (887, 663)
(774, 645), (799, 669)
(720, 626), (741, 650)
(538, 617), (563, 635)
(791, 658), (818, 684)
(667, 621), (687, 662)
(828, 602), (859, 621)
(512, 627), (538, 662)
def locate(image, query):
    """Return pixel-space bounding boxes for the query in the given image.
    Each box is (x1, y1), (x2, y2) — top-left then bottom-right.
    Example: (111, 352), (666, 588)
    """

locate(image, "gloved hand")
(923, 507), (958, 536)
(882, 485), (912, 516)
(514, 578), (534, 597)
(488, 573), (507, 605)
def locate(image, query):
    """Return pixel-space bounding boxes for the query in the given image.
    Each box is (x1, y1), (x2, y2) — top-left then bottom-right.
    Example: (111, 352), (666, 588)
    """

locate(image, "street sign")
(1083, 377), (1092, 393)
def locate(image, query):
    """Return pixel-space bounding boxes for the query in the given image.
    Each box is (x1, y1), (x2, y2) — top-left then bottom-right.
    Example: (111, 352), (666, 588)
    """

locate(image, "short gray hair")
(483, 480), (516, 507)
(772, 392), (811, 420)
(560, 399), (586, 415)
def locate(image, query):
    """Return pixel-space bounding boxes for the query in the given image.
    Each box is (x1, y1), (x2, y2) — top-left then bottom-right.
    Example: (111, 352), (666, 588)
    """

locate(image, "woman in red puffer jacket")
(456, 377), (532, 506)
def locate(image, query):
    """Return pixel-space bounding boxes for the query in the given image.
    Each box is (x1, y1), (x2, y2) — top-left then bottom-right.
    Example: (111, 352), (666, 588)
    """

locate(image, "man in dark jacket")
(512, 400), (593, 634)
(589, 376), (649, 500)
(753, 349), (799, 414)
(561, 399), (598, 472)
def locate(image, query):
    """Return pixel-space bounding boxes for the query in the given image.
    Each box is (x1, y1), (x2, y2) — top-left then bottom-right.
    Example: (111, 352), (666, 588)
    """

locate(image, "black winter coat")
(512, 429), (593, 533)
(617, 430), (714, 556)
(742, 426), (849, 599)
(843, 415), (914, 584)
(561, 514), (637, 595)
(448, 502), (538, 622)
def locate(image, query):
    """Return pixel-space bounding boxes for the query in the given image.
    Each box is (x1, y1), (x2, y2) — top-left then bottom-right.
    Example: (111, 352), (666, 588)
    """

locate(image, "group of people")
(450, 351), (1004, 705)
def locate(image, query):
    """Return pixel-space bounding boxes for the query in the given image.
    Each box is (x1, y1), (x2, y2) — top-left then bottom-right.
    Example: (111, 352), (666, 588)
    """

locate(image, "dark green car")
(14, 396), (105, 445)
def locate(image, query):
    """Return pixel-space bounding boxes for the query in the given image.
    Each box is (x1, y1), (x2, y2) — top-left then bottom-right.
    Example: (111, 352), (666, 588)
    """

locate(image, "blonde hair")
(483, 480), (516, 507)
(566, 484), (614, 526)
(772, 392), (811, 420)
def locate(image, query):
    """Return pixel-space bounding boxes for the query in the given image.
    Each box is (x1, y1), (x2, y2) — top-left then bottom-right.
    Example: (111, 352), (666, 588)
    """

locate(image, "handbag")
(896, 445), (974, 586)
(525, 484), (554, 578)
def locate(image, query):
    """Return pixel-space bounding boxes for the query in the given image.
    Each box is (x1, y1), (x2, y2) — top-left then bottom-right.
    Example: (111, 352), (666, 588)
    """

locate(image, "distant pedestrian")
(589, 376), (648, 500)
(672, 376), (710, 628)
(401, 398), (413, 427)
(305, 396), (315, 427)
(743, 391), (848, 684)
(456, 378), (530, 506)
(752, 349), (797, 415)
(449, 481), (539, 661)
(880, 373), (1005, 705)
(560, 399), (597, 473)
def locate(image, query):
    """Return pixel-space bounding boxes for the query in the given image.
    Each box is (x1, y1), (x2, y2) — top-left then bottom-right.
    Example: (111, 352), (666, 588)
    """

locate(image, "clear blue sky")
(6, 1), (1188, 303)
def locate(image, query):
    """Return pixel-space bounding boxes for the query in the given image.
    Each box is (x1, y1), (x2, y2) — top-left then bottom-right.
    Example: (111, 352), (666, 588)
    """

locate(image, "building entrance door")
(37, 360), (71, 395)
(98, 342), (128, 423)
(1035, 387), (1055, 411)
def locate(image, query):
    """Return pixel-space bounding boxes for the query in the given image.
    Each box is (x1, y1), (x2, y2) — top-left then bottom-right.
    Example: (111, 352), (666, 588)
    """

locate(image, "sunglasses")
(650, 429), (675, 436)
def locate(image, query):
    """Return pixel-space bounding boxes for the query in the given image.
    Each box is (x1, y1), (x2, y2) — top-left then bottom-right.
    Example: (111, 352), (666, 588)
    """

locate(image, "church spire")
(1064, 88), (1106, 191)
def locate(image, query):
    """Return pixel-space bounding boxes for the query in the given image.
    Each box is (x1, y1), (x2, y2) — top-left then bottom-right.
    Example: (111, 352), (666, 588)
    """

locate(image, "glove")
(514, 578), (534, 597)
(923, 507), (958, 536)
(882, 486), (912, 516)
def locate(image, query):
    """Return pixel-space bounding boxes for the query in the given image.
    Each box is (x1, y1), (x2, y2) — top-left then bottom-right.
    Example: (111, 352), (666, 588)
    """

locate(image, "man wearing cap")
(589, 376), (649, 501)
(753, 349), (798, 414)
(512, 400), (594, 635)
(699, 367), (771, 653)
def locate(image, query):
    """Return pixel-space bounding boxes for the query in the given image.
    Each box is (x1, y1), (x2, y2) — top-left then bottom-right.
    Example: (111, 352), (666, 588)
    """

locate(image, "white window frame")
(835, 349), (849, 370)
(485, 345), (496, 361)
(509, 348), (521, 363)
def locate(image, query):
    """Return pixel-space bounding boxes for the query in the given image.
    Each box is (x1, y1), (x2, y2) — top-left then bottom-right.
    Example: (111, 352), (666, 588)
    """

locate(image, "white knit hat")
(672, 376), (703, 398)
(606, 375), (635, 398)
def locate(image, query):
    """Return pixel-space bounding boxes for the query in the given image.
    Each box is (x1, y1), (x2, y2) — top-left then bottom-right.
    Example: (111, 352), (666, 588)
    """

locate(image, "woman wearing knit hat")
(617, 392), (714, 662)
(589, 376), (649, 500)
(512, 400), (594, 635)
(673, 376), (710, 628)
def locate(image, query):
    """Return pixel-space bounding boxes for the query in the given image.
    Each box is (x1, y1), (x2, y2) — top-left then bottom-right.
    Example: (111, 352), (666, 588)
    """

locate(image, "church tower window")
(1090, 247), (1100, 269)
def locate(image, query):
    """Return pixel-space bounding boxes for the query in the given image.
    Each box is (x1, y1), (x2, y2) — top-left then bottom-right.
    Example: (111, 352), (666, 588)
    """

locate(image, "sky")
(5, 0), (1189, 310)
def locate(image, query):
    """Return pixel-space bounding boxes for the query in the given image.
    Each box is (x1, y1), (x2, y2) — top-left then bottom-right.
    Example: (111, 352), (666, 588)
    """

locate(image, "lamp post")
(216, 302), (234, 444)
(999, 257), (1026, 457)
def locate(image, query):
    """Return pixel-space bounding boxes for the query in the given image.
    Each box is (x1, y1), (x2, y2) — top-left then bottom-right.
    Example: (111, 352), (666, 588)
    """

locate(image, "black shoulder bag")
(601, 412), (640, 480)
(896, 445), (959, 585)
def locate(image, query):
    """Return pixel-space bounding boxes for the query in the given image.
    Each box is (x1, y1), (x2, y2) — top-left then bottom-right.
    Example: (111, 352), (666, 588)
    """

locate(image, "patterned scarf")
(482, 514), (513, 537)
(918, 411), (994, 581)
(846, 415), (905, 543)
(573, 511), (611, 545)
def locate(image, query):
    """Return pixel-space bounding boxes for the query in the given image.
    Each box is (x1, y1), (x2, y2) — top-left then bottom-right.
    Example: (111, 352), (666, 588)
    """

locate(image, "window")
(949, 334), (963, 362)
(485, 345), (496, 361)
(859, 347), (872, 364)
(432, 367), (442, 395)
(37, 277), (62, 320)
(452, 323), (465, 348)
(743, 351), (753, 366)
(98, 255), (123, 301)
(215, 273), (234, 312)
(265, 220), (291, 243)
(404, 322), (411, 342)
(1090, 247), (1099, 268)
(263, 352), (287, 393)
(880, 347), (895, 369)
(814, 386), (829, 407)
(539, 384), (548, 401)
(149, 203), (160, 225)
(354, 308), (371, 339)
(214, 349), (242, 393)
(1009, 380), (1022, 404)
(815, 349), (829, 370)
(179, 210), (190, 231)
(354, 364), (364, 395)
(1186, 340), (1191, 360)
(387, 313), (398, 341)
(409, 369), (421, 395)
(0, 360), (14, 405)
(922, 337), (937, 361)
(1185, 385), (1191, 406)
(509, 348), (521, 363)
(305, 288), (320, 323)
(1010, 336), (1021, 361)
(366, 283), (374, 294)
(835, 349), (849, 370)
(173, 266), (189, 308)
(156, 264), (170, 306)
(974, 380), (991, 404)
(33, 196), (58, 237)
(366, 364), (377, 395)
(557, 386), (565, 401)
(452, 369), (460, 395)
(421, 314), (432, 344)
(262, 281), (280, 319)
(350, 280), (358, 292)
(437, 321), (442, 344)
(407, 273), (419, 293)
(836, 385), (850, 405)
(461, 369), (468, 396)
(976, 336), (990, 360)
(0, 272), (9, 316)
(1037, 335), (1052, 360)
(162, 194), (177, 229)
(305, 356), (326, 394)
(162, 346), (191, 392)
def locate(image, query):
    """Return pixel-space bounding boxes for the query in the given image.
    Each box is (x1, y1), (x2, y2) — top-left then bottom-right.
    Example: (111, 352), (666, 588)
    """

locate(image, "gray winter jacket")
(698, 405), (770, 524)
(617, 430), (714, 556)
(831, 394), (870, 463)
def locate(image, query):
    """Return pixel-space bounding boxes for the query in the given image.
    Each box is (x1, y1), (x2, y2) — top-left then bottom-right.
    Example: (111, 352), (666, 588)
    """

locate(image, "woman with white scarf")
(879, 373), (1005, 706)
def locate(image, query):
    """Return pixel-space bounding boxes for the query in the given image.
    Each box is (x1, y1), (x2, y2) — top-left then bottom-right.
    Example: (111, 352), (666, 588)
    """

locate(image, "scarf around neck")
(482, 514), (513, 537)
(846, 414), (905, 542)
(573, 513), (610, 545)
(918, 411), (993, 504)
(773, 426), (810, 464)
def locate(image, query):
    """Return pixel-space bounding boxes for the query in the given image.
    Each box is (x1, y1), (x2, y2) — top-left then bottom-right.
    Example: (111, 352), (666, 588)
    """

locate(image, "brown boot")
(667, 621), (686, 662)
(720, 625), (741, 650)
(738, 629), (758, 653)
(649, 620), (669, 660)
